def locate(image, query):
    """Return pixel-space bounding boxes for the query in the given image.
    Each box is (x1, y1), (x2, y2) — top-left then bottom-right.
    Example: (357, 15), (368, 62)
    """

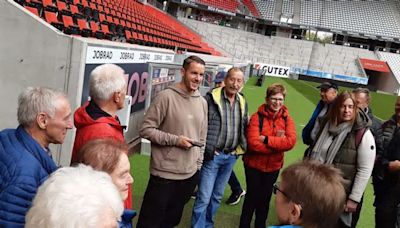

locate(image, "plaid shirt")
(216, 89), (241, 150)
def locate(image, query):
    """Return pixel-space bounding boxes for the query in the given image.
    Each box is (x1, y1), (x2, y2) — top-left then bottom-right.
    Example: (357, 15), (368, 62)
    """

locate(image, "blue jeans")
(191, 152), (237, 228)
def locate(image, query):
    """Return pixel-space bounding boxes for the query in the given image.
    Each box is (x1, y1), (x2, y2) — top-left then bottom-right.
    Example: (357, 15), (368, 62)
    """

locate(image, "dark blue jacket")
(302, 100), (324, 145)
(0, 126), (58, 227)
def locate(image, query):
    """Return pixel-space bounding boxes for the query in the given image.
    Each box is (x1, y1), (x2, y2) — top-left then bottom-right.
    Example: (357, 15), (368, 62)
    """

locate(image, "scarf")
(310, 121), (353, 164)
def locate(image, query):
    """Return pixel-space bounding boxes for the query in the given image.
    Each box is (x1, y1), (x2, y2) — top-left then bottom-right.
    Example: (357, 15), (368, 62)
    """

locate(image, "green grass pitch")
(129, 76), (397, 228)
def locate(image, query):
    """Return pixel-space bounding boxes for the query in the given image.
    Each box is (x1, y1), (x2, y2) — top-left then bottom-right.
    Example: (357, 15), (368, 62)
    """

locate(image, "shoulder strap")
(258, 112), (263, 133)
(257, 112), (288, 133)
(355, 128), (367, 148)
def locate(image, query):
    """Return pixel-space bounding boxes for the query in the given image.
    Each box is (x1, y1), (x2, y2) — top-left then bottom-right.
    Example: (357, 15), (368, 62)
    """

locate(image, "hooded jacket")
(71, 101), (124, 164)
(71, 101), (132, 209)
(140, 84), (208, 180)
(244, 104), (296, 172)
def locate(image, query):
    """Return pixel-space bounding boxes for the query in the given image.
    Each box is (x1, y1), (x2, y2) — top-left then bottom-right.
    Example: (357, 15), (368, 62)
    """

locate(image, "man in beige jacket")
(137, 56), (208, 228)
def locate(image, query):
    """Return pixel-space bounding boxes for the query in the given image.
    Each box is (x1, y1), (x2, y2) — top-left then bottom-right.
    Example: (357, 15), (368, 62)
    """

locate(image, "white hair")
(26, 165), (124, 228)
(89, 64), (127, 102)
(17, 87), (66, 127)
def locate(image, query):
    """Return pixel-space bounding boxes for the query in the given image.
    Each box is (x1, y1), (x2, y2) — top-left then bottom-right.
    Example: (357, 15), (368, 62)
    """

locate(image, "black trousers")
(239, 166), (279, 228)
(136, 172), (199, 228)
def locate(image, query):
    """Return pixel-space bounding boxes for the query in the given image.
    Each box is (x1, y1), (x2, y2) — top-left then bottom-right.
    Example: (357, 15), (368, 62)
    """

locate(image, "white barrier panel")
(86, 45), (174, 64)
(254, 63), (290, 78)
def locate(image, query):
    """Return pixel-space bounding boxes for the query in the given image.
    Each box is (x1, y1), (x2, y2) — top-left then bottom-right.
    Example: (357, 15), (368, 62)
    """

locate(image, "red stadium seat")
(42, 0), (57, 11)
(76, 18), (91, 36)
(62, 15), (79, 34)
(24, 5), (40, 17)
(18, 0), (219, 55)
(44, 10), (64, 30)
(57, 0), (72, 15)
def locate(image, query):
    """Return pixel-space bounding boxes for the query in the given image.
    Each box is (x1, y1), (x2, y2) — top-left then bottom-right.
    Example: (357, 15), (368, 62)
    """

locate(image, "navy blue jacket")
(0, 126), (58, 227)
(302, 100), (324, 145)
(119, 209), (136, 228)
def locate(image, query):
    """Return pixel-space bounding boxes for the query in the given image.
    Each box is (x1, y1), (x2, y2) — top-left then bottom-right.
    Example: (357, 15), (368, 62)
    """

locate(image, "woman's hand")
(259, 135), (265, 143)
(344, 199), (358, 213)
(388, 160), (400, 172)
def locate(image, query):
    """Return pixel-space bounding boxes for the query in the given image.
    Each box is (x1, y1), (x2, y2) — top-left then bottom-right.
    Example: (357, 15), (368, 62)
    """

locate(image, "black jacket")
(373, 115), (400, 202)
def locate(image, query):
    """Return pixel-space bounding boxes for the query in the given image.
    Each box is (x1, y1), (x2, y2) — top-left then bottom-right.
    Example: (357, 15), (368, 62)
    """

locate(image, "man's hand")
(177, 136), (193, 149)
(388, 160), (400, 172)
(344, 199), (358, 213)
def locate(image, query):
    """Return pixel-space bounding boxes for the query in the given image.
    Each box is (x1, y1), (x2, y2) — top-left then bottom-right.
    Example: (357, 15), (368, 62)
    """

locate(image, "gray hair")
(353, 87), (370, 102)
(26, 165), (124, 228)
(17, 87), (66, 127)
(89, 64), (127, 102)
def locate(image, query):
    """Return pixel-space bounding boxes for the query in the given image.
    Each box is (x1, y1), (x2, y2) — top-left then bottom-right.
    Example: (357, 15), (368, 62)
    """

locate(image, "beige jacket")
(140, 84), (208, 180)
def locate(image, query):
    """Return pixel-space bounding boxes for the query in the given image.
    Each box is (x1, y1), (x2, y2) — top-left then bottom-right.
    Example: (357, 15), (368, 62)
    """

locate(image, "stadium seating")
(241, 0), (260, 17)
(181, 17), (313, 69)
(181, 17), (383, 78)
(281, 0), (293, 17)
(308, 43), (376, 77)
(378, 51), (400, 84)
(253, 0), (275, 20)
(196, 0), (240, 13)
(17, 0), (220, 55)
(299, 0), (400, 39)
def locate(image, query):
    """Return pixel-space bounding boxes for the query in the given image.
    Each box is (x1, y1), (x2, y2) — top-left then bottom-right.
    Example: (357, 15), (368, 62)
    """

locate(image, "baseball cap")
(317, 82), (338, 90)
(213, 71), (226, 83)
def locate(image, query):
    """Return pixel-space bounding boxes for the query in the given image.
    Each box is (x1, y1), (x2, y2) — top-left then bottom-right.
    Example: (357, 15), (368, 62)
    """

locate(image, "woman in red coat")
(239, 83), (297, 228)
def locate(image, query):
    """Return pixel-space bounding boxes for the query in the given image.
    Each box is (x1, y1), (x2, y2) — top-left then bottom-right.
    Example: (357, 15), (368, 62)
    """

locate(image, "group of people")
(0, 54), (399, 228)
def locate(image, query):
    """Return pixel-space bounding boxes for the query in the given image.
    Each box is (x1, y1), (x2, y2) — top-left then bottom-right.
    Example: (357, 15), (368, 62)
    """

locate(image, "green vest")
(332, 131), (358, 195)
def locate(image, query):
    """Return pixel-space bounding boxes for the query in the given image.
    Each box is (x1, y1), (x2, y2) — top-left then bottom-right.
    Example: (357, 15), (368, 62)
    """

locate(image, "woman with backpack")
(305, 91), (376, 228)
(239, 83), (297, 228)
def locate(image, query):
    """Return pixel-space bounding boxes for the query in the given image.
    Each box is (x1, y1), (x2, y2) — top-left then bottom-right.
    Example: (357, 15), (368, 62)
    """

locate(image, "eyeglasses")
(273, 182), (290, 199)
(273, 182), (303, 218)
(269, 97), (284, 103)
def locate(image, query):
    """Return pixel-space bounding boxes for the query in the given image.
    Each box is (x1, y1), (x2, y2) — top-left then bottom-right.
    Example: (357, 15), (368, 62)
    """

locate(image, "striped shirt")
(217, 89), (241, 151)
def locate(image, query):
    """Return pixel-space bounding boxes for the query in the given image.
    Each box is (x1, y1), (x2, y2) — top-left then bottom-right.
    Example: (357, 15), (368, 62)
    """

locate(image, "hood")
(168, 83), (202, 99)
(257, 103), (289, 120)
(74, 102), (122, 130)
(353, 108), (372, 131)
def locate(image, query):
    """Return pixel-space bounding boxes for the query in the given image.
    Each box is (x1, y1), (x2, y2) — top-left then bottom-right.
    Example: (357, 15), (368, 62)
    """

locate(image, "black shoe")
(225, 190), (246, 205)
(191, 189), (198, 199)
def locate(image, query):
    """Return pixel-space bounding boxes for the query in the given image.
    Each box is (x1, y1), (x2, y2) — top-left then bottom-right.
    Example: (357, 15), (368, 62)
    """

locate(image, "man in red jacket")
(71, 63), (132, 209)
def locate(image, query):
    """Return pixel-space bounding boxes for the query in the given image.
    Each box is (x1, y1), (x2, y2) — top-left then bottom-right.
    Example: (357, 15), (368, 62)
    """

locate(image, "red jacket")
(71, 102), (132, 209)
(71, 102), (124, 163)
(243, 104), (296, 172)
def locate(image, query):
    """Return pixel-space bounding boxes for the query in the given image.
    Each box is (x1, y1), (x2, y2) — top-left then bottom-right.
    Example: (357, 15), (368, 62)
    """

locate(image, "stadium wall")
(0, 0), (175, 166)
(0, 0), (85, 166)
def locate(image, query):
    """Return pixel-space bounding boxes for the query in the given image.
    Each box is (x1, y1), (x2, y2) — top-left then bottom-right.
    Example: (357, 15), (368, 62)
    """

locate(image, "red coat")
(243, 104), (296, 172)
(71, 102), (132, 209)
(71, 102), (124, 163)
